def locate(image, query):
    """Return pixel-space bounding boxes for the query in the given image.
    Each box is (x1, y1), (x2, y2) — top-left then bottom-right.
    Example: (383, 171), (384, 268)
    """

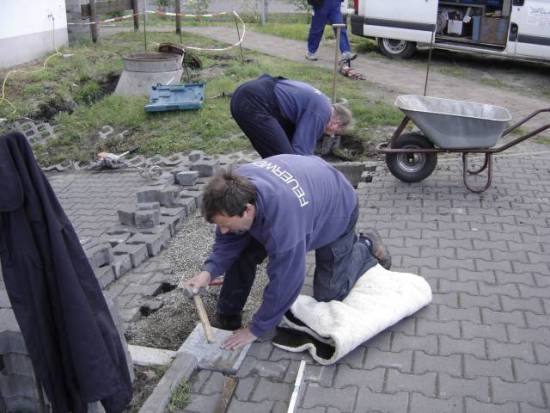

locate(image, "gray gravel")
(126, 212), (268, 351)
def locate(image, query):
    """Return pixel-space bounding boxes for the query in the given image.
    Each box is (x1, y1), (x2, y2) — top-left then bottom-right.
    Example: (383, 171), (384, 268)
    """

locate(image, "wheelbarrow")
(377, 95), (550, 193)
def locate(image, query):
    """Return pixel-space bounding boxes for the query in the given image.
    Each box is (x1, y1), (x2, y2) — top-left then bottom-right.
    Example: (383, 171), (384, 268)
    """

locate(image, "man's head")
(325, 103), (353, 136)
(201, 169), (257, 234)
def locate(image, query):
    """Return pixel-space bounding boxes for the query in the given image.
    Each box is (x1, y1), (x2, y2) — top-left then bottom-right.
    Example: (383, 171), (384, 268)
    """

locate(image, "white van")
(349, 0), (550, 63)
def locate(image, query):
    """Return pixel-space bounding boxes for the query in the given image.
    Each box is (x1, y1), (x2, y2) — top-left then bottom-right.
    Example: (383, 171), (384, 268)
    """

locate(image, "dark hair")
(201, 168), (257, 223)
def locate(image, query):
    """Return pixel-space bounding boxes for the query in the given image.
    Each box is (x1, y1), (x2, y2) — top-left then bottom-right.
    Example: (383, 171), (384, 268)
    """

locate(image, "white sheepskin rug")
(272, 264), (432, 365)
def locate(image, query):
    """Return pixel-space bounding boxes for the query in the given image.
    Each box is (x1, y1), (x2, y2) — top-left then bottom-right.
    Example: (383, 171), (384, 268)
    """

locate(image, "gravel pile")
(125, 213), (268, 351)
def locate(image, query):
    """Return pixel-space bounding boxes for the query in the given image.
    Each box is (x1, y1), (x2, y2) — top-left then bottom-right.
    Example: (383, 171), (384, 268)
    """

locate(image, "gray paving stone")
(414, 352), (461, 376)
(464, 355), (513, 380)
(492, 378), (545, 407)
(385, 369), (436, 397)
(439, 336), (486, 358)
(250, 378), (291, 402)
(302, 384), (356, 411)
(94, 265), (116, 289)
(439, 305), (481, 323)
(112, 243), (149, 268)
(481, 309), (526, 327)
(226, 399), (273, 413)
(417, 319), (461, 339)
(439, 374), (490, 401)
(302, 364), (336, 387)
(233, 376), (256, 401)
(355, 389), (409, 413)
(409, 393), (463, 413)
(459, 292), (501, 311)
(513, 359), (550, 382)
(238, 357), (289, 379)
(464, 398), (519, 413)
(201, 371), (225, 395)
(391, 333), (437, 355)
(508, 326), (550, 345)
(334, 365), (384, 391)
(364, 349), (413, 373)
(135, 209), (160, 229)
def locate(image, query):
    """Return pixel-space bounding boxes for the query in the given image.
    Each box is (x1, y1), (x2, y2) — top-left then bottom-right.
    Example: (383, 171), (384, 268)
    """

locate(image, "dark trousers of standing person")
(307, 0), (352, 55)
(216, 206), (378, 322)
(230, 74), (295, 158)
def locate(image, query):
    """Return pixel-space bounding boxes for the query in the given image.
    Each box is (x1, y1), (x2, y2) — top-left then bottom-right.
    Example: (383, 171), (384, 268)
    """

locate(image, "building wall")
(0, 0), (68, 69)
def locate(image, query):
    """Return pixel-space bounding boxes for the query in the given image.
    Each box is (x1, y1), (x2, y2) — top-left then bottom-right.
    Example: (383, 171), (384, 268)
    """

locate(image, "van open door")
(509, 0), (550, 60)
(355, 0), (438, 58)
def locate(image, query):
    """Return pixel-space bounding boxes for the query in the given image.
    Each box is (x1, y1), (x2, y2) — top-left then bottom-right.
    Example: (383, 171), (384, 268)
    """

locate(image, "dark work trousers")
(217, 206), (378, 318)
(230, 74), (296, 158)
(307, 0), (352, 54)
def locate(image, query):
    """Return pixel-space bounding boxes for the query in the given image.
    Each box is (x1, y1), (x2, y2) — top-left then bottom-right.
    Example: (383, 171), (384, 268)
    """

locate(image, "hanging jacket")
(0, 132), (132, 413)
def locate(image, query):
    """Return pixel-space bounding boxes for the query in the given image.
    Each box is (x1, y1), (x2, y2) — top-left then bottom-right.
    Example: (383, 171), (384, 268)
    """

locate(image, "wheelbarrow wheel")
(385, 133), (437, 183)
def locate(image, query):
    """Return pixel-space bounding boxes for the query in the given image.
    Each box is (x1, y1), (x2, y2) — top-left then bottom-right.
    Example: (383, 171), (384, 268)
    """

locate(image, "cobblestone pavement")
(47, 170), (156, 240)
(183, 144), (550, 412)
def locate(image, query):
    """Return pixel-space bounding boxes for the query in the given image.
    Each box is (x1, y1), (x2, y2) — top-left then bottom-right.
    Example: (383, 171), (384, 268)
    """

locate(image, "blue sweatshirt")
(273, 80), (332, 155)
(202, 155), (357, 337)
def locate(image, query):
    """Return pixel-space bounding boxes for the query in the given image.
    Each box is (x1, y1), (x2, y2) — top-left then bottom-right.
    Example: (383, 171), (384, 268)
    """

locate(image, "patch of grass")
(168, 380), (191, 412)
(1, 29), (400, 165)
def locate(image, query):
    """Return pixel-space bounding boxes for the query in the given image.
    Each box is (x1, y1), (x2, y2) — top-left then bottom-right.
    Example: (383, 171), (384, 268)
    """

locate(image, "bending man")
(183, 155), (391, 350)
(230, 74), (352, 158)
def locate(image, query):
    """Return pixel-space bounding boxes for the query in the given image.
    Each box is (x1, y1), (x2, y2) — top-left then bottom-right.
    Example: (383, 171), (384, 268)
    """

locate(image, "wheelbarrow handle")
(502, 107), (550, 137)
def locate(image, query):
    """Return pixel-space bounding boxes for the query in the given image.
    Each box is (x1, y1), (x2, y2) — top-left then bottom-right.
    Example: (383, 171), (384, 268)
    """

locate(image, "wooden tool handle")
(193, 294), (215, 343)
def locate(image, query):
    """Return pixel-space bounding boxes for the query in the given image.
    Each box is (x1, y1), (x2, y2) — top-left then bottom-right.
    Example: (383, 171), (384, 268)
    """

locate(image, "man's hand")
(181, 271), (211, 297)
(221, 327), (257, 350)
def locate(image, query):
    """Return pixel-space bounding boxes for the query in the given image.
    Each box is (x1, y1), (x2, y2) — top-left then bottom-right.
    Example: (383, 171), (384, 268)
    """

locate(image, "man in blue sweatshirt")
(183, 155), (391, 350)
(230, 74), (352, 158)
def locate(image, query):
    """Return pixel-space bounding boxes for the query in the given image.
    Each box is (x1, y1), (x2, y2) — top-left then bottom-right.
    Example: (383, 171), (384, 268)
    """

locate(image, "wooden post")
(132, 0), (139, 31)
(175, 0), (182, 35)
(89, 0), (99, 43)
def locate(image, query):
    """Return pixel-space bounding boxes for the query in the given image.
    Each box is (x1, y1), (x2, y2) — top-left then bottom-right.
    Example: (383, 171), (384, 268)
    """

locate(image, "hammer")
(183, 287), (215, 343)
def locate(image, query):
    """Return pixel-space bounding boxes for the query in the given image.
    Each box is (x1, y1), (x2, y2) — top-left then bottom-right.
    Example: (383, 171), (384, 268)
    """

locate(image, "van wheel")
(385, 133), (437, 182)
(377, 38), (417, 59)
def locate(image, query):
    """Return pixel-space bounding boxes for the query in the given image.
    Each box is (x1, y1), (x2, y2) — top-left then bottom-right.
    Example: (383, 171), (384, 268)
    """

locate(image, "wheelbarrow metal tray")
(145, 82), (205, 112)
(395, 95), (512, 149)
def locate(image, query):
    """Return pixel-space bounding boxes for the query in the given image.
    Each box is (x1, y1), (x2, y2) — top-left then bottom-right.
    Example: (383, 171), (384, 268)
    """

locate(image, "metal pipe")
(332, 23), (346, 103)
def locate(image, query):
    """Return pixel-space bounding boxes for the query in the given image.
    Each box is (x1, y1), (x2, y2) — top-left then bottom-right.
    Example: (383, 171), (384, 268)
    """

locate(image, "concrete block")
(179, 197), (197, 216)
(98, 232), (132, 248)
(178, 324), (251, 374)
(0, 289), (11, 308)
(94, 265), (116, 289)
(112, 254), (133, 279)
(160, 215), (181, 236)
(137, 202), (160, 211)
(138, 352), (198, 413)
(112, 243), (149, 268)
(128, 344), (176, 367)
(137, 188), (161, 203)
(175, 170), (199, 186)
(331, 162), (365, 188)
(160, 206), (187, 220)
(188, 150), (204, 162)
(84, 243), (114, 269)
(159, 187), (183, 207)
(126, 228), (170, 257)
(189, 159), (220, 177)
(117, 206), (136, 226)
(106, 224), (139, 237)
(180, 190), (202, 210)
(135, 210), (160, 229)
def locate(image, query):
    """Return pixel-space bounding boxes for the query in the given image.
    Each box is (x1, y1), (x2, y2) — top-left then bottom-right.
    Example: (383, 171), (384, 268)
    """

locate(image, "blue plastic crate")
(144, 83), (205, 112)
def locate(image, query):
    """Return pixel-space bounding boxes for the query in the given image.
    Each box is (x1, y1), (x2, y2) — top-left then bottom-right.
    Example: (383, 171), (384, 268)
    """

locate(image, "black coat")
(0, 132), (132, 412)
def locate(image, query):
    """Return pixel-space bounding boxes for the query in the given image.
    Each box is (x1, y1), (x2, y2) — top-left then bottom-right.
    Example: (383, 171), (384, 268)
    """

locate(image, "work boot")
(305, 51), (318, 61)
(359, 228), (392, 270)
(213, 312), (242, 331)
(340, 51), (357, 62)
